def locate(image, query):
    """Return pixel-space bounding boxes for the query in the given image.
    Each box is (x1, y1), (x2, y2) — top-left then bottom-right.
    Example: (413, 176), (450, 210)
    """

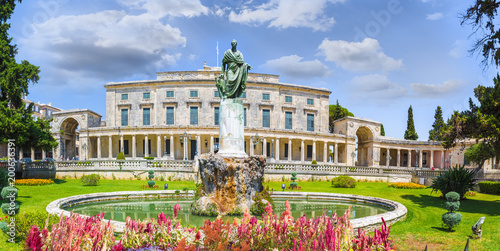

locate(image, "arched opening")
(355, 126), (373, 166)
(60, 118), (80, 160)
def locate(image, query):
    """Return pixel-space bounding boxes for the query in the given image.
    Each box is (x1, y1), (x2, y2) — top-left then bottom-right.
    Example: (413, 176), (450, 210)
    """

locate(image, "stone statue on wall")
(216, 39), (252, 99)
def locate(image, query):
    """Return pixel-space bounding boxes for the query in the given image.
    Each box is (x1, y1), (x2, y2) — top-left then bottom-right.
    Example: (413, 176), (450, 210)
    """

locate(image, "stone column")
(408, 150), (411, 168)
(31, 148), (35, 160)
(183, 137), (187, 160)
(430, 150), (434, 168)
(397, 149), (400, 167)
(120, 135), (124, 153)
(210, 135), (214, 154)
(157, 135), (161, 158)
(144, 134), (149, 158)
(441, 151), (445, 169)
(275, 138), (280, 161)
(109, 136), (112, 158)
(132, 135), (136, 158)
(250, 138), (254, 156)
(288, 139), (292, 161)
(196, 135), (201, 157)
(97, 136), (101, 159)
(170, 134), (174, 159)
(386, 148), (390, 167)
(312, 140), (317, 161)
(301, 140), (305, 163)
(334, 143), (338, 164)
(419, 150), (423, 168)
(323, 142), (327, 163)
(263, 138), (267, 157)
(19, 150), (23, 159)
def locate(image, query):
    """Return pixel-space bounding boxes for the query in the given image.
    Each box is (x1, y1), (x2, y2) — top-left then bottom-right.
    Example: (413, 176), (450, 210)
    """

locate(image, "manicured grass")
(1, 179), (499, 250)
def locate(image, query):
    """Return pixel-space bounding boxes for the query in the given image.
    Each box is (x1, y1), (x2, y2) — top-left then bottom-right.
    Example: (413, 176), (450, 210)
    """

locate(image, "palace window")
(284, 143), (289, 158)
(285, 96), (292, 102)
(241, 92), (246, 98)
(307, 114), (314, 132)
(118, 140), (129, 155)
(166, 107), (174, 125)
(190, 90), (198, 98)
(165, 139), (171, 154)
(285, 111), (293, 129)
(214, 107), (219, 125)
(121, 94), (128, 100)
(143, 108), (150, 126)
(190, 107), (198, 125)
(143, 92), (150, 99)
(307, 145), (313, 158)
(166, 91), (174, 97)
(214, 91), (220, 98)
(262, 109), (270, 128)
(121, 109), (128, 126)
(307, 98), (314, 105)
(244, 108), (247, 126)
(262, 93), (270, 100)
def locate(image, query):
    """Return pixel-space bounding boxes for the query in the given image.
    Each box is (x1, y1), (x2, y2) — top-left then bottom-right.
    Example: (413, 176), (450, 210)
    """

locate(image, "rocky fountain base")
(191, 153), (266, 216)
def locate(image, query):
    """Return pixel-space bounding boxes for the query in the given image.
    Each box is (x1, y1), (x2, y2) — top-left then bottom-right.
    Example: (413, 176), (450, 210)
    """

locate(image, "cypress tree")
(404, 105), (418, 140)
(380, 124), (385, 136)
(428, 106), (446, 141)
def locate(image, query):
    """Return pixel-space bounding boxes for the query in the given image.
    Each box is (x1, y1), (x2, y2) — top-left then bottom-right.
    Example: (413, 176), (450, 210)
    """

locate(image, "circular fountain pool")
(46, 190), (407, 232)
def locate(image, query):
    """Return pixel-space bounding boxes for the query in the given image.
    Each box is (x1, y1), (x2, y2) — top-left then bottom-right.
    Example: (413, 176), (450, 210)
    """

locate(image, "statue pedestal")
(217, 98), (247, 158)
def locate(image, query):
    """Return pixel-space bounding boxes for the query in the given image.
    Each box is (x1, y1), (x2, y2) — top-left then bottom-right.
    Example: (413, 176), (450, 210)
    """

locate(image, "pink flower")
(173, 204), (181, 218)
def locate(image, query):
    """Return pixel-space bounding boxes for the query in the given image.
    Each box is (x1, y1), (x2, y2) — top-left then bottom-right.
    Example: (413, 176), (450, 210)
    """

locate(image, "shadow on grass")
(401, 194), (500, 216)
(431, 226), (454, 232)
(52, 179), (67, 184)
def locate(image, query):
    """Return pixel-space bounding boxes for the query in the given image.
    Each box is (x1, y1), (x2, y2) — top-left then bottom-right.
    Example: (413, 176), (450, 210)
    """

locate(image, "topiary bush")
(331, 176), (356, 188)
(311, 160), (317, 165)
(290, 172), (298, 189)
(116, 152), (125, 160)
(478, 181), (500, 194)
(430, 165), (476, 200)
(147, 180), (155, 187)
(81, 174), (100, 186)
(1, 202), (20, 215)
(144, 157), (155, 160)
(442, 191), (462, 230)
(1, 186), (18, 200)
(147, 170), (155, 187)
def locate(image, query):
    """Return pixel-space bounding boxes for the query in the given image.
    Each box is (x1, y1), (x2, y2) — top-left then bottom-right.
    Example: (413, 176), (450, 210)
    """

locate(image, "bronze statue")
(216, 39), (252, 99)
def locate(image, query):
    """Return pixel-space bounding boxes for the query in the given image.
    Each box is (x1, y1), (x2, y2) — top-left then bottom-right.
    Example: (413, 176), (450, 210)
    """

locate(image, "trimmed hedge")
(478, 181), (500, 194)
(331, 176), (356, 188)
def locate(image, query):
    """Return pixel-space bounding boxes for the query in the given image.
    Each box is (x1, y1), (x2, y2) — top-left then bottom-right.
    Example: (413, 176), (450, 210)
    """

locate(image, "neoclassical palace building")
(50, 64), (498, 170)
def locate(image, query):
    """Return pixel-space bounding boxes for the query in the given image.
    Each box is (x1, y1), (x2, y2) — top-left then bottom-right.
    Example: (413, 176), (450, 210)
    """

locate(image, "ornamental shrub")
(1, 186), (18, 200)
(147, 180), (155, 187)
(1, 202), (20, 215)
(442, 191), (462, 230)
(116, 151), (125, 160)
(430, 164), (476, 200)
(144, 157), (155, 160)
(478, 181), (500, 194)
(80, 174), (100, 186)
(147, 170), (155, 187)
(250, 186), (275, 215)
(290, 172), (298, 189)
(331, 176), (356, 188)
(0, 211), (59, 241)
(311, 160), (317, 165)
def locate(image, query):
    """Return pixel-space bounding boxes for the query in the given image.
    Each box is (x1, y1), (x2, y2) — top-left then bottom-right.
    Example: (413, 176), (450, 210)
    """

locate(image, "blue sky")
(9, 0), (497, 140)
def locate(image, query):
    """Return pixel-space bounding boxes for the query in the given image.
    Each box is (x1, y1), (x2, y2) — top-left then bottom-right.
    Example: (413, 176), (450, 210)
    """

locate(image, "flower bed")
(388, 182), (426, 189)
(28, 202), (394, 250)
(15, 179), (54, 186)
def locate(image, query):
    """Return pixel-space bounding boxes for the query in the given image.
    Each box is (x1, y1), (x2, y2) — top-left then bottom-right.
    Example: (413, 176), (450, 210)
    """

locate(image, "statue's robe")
(221, 49), (250, 98)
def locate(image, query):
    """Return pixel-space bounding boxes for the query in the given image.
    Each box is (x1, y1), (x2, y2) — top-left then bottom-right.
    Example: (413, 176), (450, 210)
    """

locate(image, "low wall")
(46, 191), (407, 233)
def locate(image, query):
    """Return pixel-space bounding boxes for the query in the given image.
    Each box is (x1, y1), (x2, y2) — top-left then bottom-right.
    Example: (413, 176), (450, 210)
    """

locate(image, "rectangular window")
(262, 93), (270, 100)
(190, 107), (198, 125)
(241, 92), (246, 98)
(307, 145), (313, 158)
(403, 153), (408, 166)
(121, 109), (128, 126)
(166, 107), (174, 125)
(307, 114), (314, 132)
(166, 91), (174, 97)
(214, 91), (220, 98)
(165, 139), (170, 154)
(266, 142), (271, 157)
(121, 94), (128, 100)
(423, 152), (427, 166)
(285, 111), (293, 129)
(307, 98), (314, 105)
(142, 139), (151, 155)
(143, 108), (150, 126)
(190, 90), (198, 97)
(214, 107), (219, 125)
(118, 140), (129, 155)
(285, 96), (292, 102)
(244, 108), (247, 126)
(262, 109), (270, 128)
(143, 92), (150, 99)
(284, 143), (289, 158)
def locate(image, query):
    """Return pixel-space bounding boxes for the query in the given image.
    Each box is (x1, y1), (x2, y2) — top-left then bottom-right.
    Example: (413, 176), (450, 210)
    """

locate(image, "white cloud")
(317, 38), (403, 72)
(228, 0), (344, 31)
(348, 74), (407, 102)
(410, 80), (462, 98)
(118, 0), (209, 18)
(262, 55), (330, 79)
(449, 40), (468, 59)
(426, 12), (443, 20)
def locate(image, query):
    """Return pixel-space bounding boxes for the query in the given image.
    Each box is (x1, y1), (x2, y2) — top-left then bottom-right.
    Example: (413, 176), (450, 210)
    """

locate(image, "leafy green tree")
(329, 100), (354, 133)
(465, 143), (495, 169)
(0, 0), (57, 151)
(404, 105), (418, 140)
(428, 106), (447, 141)
(380, 124), (385, 136)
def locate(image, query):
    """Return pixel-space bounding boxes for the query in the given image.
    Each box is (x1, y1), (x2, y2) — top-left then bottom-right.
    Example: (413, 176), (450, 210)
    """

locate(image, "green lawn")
(1, 179), (498, 250)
